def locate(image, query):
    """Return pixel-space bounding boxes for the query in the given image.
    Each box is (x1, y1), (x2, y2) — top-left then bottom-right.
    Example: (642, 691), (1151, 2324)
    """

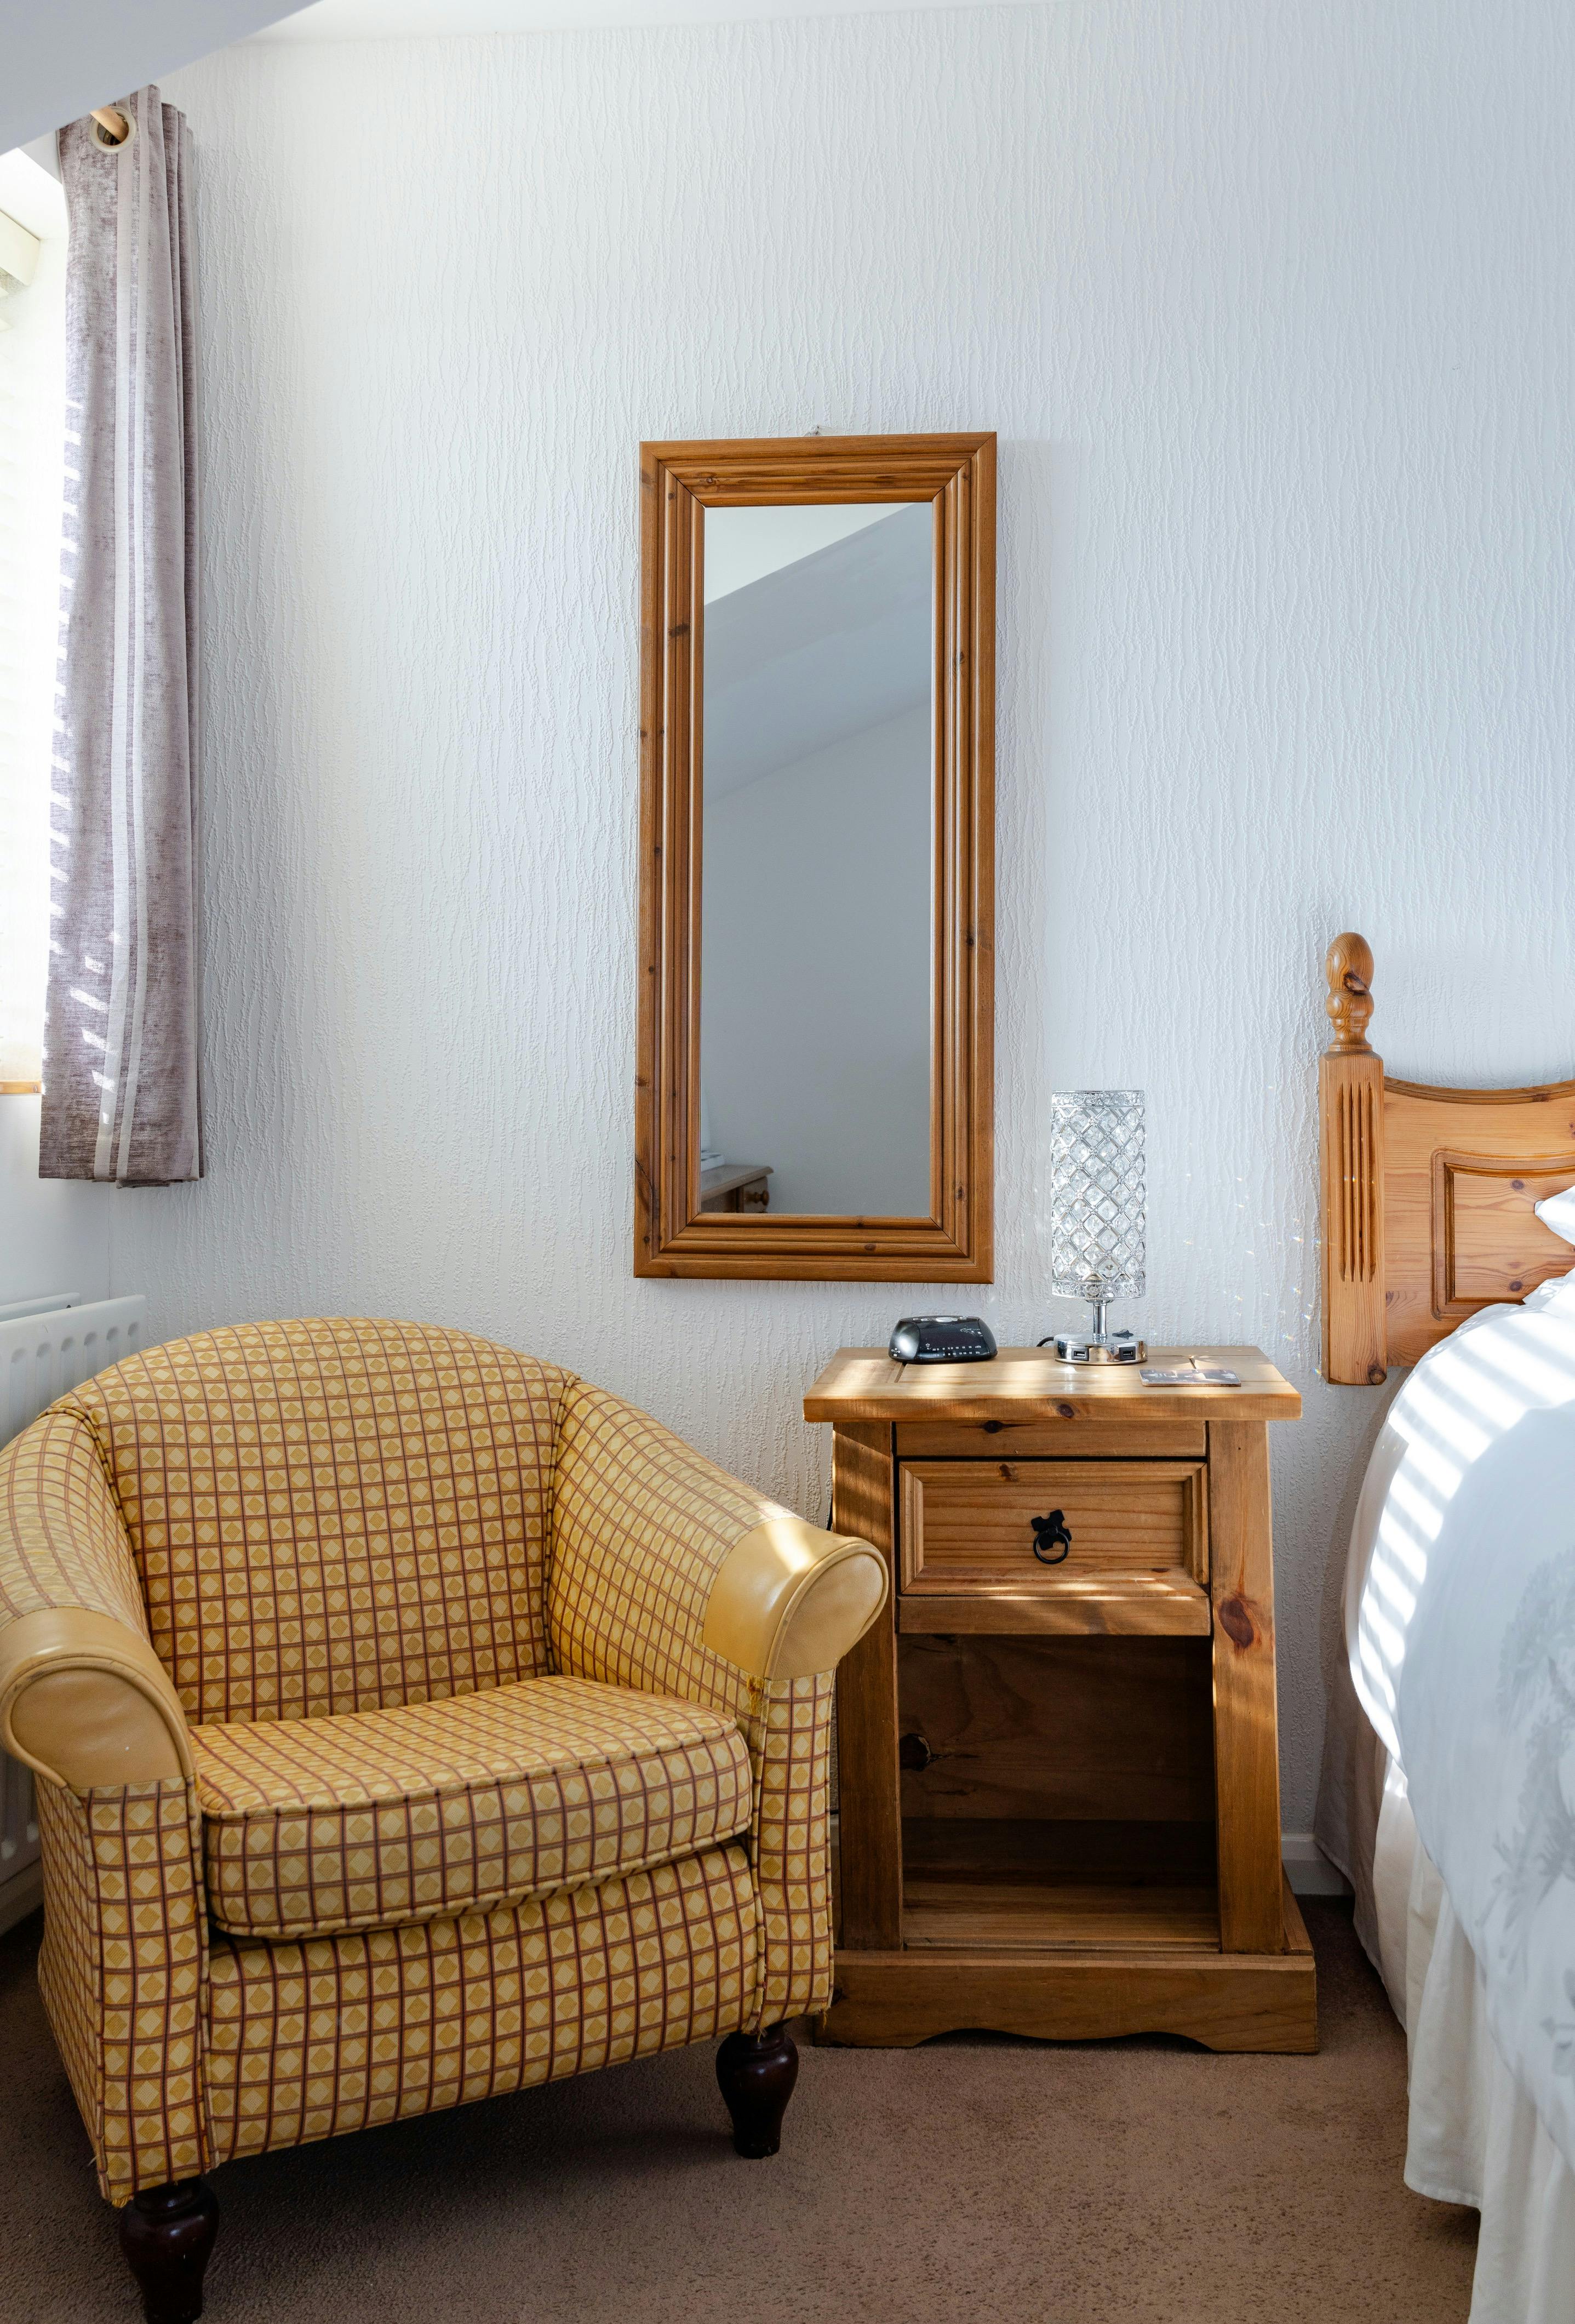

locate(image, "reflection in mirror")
(699, 501), (935, 1217)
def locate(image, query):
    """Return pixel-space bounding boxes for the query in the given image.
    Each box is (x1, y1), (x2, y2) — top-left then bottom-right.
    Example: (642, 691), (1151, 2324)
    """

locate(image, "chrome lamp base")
(1041, 1293), (1146, 1367)
(1050, 1329), (1147, 1366)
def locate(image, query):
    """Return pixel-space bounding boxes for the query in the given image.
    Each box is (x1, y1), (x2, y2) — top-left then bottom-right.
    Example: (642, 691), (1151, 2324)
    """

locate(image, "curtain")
(42, 89), (200, 1186)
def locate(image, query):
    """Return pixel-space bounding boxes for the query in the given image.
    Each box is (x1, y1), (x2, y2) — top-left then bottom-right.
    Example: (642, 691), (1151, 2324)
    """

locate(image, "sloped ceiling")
(2, 0), (300, 154)
(259, 1), (1038, 38)
(6, 0), (1044, 152)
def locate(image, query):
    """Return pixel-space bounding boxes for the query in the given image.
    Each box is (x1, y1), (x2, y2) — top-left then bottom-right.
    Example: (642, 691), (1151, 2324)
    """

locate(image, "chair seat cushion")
(190, 1676), (754, 1940)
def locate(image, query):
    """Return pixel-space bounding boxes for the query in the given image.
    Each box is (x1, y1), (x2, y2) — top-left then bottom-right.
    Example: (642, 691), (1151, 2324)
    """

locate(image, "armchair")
(0, 1320), (885, 2323)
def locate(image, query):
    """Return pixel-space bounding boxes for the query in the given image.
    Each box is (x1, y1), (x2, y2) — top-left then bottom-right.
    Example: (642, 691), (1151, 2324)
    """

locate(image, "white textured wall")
(0, 1104), (110, 1309)
(133, 1), (1575, 1827)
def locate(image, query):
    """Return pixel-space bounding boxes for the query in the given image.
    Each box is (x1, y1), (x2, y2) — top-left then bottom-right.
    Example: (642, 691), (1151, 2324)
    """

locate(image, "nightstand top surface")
(804, 1345), (1301, 1424)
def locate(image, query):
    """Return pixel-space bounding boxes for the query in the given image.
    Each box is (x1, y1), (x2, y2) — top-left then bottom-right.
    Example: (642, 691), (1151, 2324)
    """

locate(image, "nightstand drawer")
(898, 1459), (1209, 1635)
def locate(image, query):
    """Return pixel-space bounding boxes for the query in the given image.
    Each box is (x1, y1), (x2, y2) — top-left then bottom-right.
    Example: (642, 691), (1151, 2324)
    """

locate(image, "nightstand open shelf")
(903, 1883), (1222, 1950)
(902, 1816), (1220, 1951)
(806, 1345), (1316, 2053)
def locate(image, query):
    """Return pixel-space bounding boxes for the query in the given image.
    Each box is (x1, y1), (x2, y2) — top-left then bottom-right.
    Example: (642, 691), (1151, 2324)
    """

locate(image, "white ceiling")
(257, 0), (1040, 39)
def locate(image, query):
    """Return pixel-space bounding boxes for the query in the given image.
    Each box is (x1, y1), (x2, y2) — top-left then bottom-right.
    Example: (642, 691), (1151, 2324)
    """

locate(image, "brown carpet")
(0, 1900), (1476, 2324)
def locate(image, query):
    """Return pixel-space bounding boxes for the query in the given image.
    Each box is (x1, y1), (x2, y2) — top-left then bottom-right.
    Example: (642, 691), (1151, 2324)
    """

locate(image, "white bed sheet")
(1366, 1754), (1575, 2323)
(1316, 1358), (1575, 2321)
(1315, 1244), (1575, 2317)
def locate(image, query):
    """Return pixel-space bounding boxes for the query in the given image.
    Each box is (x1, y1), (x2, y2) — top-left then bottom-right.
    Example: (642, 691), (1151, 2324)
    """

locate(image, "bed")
(1314, 934), (1575, 2321)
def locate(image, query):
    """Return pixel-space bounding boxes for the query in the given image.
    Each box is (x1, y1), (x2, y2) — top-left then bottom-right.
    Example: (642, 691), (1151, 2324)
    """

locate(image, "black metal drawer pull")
(1030, 1509), (1072, 1564)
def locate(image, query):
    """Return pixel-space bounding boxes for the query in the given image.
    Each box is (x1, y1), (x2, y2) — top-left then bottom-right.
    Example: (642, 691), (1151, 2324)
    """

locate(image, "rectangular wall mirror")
(635, 432), (994, 1280)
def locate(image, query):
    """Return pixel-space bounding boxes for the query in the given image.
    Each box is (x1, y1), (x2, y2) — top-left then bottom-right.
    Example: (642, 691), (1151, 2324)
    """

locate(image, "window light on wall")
(0, 152), (66, 1099)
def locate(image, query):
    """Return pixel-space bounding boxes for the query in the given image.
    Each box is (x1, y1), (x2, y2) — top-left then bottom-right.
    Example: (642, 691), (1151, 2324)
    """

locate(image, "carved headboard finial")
(1325, 932), (1374, 1054)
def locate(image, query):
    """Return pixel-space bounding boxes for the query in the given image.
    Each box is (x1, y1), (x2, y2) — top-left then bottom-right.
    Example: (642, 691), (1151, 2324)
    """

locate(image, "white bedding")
(1349, 1298), (1575, 2180)
(1366, 1760), (1575, 2322)
(1328, 1272), (1575, 2320)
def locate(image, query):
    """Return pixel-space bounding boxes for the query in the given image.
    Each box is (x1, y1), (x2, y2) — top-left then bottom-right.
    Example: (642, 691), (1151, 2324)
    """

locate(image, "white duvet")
(1349, 1271), (1575, 2179)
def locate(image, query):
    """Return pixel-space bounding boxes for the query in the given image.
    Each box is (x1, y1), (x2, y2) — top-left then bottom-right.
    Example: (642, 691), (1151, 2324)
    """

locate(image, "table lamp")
(1045, 1088), (1147, 1364)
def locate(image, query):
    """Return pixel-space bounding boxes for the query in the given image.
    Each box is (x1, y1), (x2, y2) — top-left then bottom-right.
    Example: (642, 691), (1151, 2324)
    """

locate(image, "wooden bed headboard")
(1319, 933), (1575, 1384)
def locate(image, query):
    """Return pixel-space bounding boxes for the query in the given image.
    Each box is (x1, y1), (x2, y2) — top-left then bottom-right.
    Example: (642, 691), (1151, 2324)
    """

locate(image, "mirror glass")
(698, 500), (935, 1218)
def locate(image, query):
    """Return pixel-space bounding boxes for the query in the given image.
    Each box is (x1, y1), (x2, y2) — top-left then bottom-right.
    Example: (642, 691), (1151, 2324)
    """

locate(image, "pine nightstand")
(805, 1345), (1315, 2051)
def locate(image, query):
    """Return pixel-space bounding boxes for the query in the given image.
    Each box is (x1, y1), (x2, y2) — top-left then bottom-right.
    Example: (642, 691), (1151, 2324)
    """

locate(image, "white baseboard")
(0, 1856), (42, 1938)
(1282, 1832), (1350, 1897)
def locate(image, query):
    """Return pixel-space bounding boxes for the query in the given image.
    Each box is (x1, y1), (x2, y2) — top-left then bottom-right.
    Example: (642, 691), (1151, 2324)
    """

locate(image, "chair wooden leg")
(716, 2023), (798, 2157)
(118, 2179), (219, 2323)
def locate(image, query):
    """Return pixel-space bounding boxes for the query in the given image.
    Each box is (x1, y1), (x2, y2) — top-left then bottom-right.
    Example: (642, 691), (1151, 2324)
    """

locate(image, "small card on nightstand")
(1139, 1364), (1242, 1386)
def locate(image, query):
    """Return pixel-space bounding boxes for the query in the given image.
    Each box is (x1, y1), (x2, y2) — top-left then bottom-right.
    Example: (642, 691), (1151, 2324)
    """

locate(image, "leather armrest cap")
(702, 1516), (888, 1682)
(0, 1607), (193, 1788)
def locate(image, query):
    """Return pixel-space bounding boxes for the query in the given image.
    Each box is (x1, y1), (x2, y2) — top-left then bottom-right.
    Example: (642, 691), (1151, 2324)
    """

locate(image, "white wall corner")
(19, 134), (60, 186)
(0, 146), (66, 237)
(1282, 1832), (1350, 1897)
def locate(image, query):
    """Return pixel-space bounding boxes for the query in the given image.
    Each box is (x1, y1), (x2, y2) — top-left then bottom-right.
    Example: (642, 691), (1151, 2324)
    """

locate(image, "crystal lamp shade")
(1047, 1089), (1147, 1301)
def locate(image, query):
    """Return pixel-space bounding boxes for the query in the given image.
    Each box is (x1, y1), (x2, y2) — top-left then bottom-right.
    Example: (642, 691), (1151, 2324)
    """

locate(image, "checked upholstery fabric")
(550, 1385), (837, 2030)
(190, 1676), (753, 1940)
(205, 1850), (758, 2162)
(70, 1318), (570, 1722)
(0, 1320), (841, 2204)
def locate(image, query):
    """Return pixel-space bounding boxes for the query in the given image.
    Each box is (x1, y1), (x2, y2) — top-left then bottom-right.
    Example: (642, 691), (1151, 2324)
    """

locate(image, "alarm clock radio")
(888, 1316), (998, 1364)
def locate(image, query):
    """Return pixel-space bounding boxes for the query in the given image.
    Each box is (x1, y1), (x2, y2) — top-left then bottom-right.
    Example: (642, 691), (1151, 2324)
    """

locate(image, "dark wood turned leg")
(118, 2179), (219, 2324)
(716, 2023), (798, 2158)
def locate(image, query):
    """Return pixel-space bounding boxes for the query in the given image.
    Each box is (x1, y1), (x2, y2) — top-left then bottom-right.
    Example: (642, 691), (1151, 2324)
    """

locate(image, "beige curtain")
(42, 88), (200, 1186)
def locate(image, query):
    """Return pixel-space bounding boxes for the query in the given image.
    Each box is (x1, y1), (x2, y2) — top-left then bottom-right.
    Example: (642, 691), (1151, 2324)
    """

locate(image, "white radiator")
(0, 1293), (146, 1934)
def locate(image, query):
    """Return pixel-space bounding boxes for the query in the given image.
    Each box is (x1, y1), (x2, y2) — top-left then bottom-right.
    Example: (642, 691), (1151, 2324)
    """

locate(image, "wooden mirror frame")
(635, 432), (995, 1281)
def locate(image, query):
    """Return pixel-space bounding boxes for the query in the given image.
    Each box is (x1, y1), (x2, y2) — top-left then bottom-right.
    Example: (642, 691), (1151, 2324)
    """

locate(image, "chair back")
(68, 1318), (569, 1723)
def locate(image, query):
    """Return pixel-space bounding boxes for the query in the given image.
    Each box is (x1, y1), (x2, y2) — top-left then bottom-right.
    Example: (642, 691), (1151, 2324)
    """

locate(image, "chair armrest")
(549, 1381), (886, 1705)
(549, 1383), (879, 2032)
(702, 1516), (886, 1681)
(0, 1606), (193, 1788)
(0, 1400), (191, 1789)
